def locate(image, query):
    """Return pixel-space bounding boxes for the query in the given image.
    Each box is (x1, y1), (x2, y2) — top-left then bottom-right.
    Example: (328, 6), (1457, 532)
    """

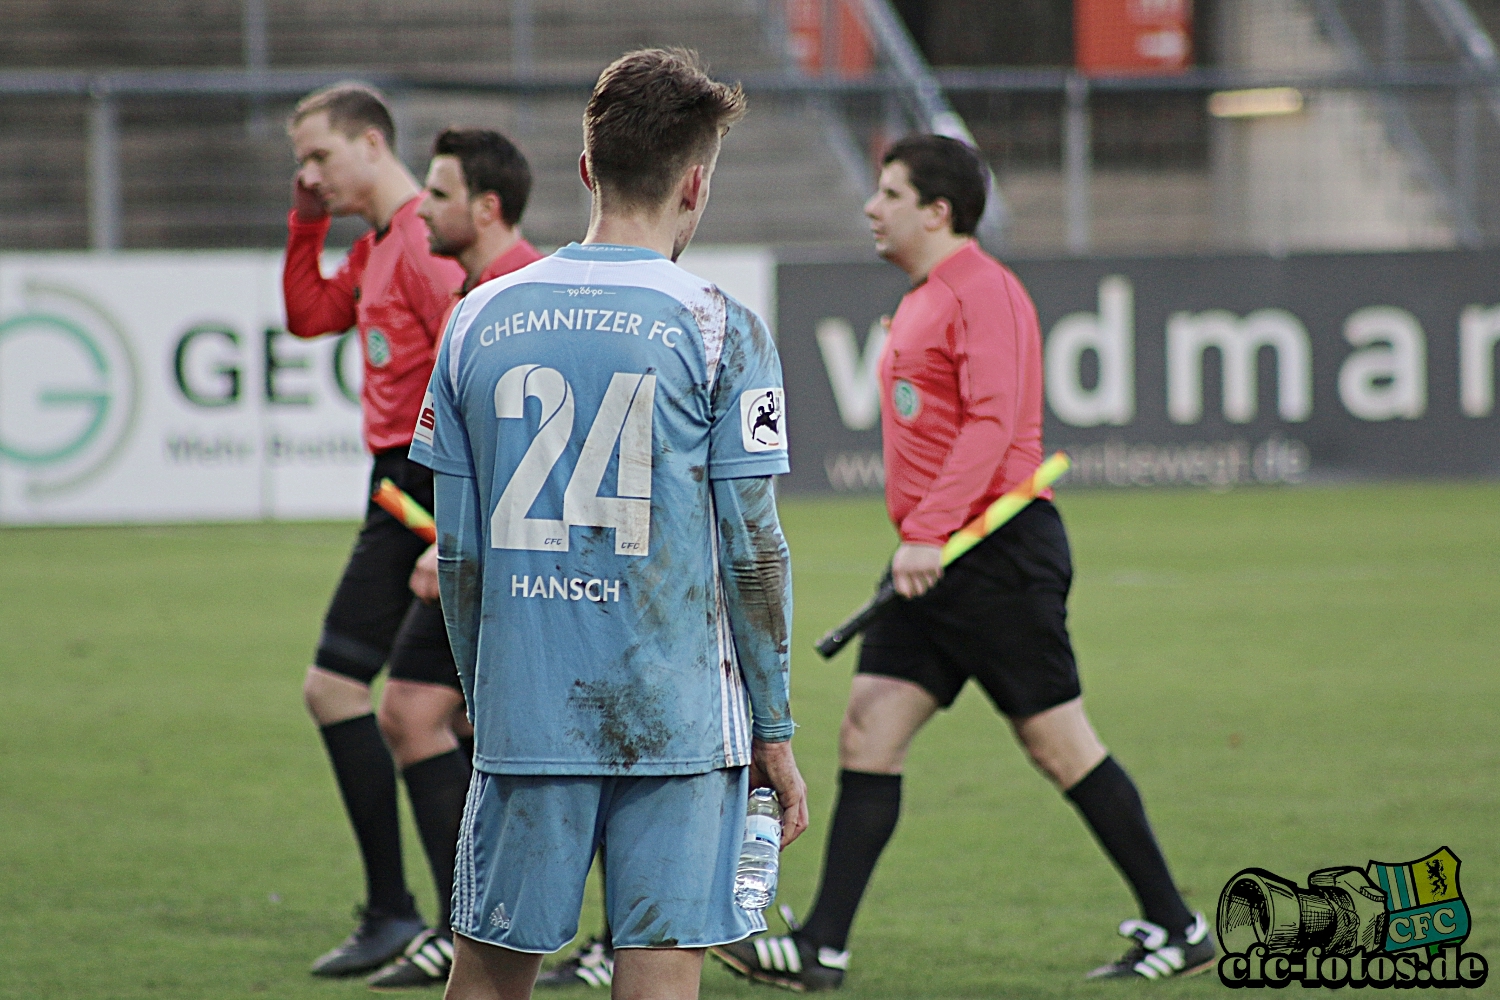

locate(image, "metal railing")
(7, 63), (1500, 253)
(3, 0), (1500, 255)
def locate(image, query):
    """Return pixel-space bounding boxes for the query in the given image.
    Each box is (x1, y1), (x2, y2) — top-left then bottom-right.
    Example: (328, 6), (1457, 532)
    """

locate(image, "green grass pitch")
(2, 483), (1496, 998)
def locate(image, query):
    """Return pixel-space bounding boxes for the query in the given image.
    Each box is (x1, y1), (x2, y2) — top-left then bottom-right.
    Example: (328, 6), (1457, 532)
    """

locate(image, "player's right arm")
(282, 176), (361, 338)
(434, 469), (483, 707)
(409, 312), (481, 707)
(711, 474), (794, 743)
(712, 474), (806, 846)
(704, 297), (805, 844)
(705, 301), (795, 739)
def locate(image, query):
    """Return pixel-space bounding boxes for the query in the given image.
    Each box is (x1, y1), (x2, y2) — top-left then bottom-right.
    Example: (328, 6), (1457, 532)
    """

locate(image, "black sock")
(1066, 756), (1192, 934)
(402, 749), (472, 936)
(800, 770), (902, 953)
(319, 714), (415, 917)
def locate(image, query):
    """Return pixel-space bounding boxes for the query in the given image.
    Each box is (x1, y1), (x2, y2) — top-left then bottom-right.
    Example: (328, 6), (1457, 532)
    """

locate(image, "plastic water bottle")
(733, 788), (782, 910)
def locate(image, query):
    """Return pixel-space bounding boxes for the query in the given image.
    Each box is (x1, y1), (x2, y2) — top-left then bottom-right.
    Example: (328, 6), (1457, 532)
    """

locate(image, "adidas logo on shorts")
(489, 903), (512, 930)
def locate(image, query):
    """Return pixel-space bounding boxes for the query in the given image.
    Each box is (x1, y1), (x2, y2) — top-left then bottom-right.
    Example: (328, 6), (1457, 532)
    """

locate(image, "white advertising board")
(0, 252), (366, 524)
(0, 246), (774, 525)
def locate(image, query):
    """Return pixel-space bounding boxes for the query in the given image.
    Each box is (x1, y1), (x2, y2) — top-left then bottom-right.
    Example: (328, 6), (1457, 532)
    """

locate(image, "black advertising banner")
(775, 250), (1500, 493)
(776, 261), (909, 493)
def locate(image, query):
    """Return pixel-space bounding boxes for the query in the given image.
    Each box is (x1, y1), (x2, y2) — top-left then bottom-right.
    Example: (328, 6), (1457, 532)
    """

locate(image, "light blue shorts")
(451, 767), (766, 952)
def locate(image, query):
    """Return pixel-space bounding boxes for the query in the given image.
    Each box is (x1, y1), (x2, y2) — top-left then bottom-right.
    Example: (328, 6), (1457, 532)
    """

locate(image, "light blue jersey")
(410, 243), (792, 776)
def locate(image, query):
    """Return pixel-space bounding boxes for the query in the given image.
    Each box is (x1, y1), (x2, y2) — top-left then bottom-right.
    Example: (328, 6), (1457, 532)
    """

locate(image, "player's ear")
(361, 126), (387, 162)
(578, 152), (594, 191)
(923, 197), (954, 233)
(680, 163), (707, 212)
(475, 191), (502, 225)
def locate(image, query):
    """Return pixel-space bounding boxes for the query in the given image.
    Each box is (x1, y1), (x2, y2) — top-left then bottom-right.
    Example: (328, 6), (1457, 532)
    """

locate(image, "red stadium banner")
(787, 0), (874, 78)
(1075, 0), (1192, 76)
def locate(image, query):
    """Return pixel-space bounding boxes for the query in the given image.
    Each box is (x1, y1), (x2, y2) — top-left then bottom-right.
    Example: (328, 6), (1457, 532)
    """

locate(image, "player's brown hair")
(583, 48), (746, 209)
(289, 82), (396, 150)
(432, 128), (532, 227)
(883, 134), (988, 236)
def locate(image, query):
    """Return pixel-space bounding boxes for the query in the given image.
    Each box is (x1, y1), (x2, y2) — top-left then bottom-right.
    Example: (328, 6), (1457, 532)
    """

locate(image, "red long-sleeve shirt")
(879, 240), (1049, 546)
(282, 198), (465, 453)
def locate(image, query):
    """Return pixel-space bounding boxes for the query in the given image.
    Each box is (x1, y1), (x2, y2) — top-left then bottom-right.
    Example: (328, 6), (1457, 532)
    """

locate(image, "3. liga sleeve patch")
(740, 388), (786, 453)
(413, 390), (436, 447)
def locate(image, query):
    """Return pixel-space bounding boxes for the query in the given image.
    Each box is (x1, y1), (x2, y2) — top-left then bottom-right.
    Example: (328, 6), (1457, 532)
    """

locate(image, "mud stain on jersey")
(685, 291), (722, 354)
(720, 531), (790, 659)
(710, 342), (745, 413)
(439, 531), (482, 650)
(707, 293), (760, 410)
(722, 295), (779, 371)
(686, 294), (716, 326)
(508, 797), (536, 829)
(718, 482), (791, 657)
(566, 678), (672, 769)
(623, 523), (675, 637)
(573, 524), (609, 562)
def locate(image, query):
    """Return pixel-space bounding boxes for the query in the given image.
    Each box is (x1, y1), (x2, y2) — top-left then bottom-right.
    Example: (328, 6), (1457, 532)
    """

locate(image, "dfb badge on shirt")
(366, 328), (391, 368)
(740, 388), (786, 453)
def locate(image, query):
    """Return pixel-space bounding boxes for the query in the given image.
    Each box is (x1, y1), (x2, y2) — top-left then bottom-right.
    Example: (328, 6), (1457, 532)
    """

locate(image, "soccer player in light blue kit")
(408, 49), (809, 1000)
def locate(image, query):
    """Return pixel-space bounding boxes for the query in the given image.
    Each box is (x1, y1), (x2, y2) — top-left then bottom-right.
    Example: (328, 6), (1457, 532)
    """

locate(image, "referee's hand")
(409, 544), (440, 604)
(892, 542), (943, 598)
(750, 738), (808, 848)
(292, 173), (329, 222)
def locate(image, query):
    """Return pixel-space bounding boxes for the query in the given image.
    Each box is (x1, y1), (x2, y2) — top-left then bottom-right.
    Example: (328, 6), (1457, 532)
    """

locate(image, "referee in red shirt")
(282, 84), (536, 988)
(713, 135), (1213, 989)
(404, 126), (542, 628)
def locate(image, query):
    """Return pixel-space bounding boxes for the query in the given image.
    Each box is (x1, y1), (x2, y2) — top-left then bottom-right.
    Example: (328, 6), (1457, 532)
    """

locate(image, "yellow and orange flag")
(940, 451), (1072, 564)
(372, 478), (437, 544)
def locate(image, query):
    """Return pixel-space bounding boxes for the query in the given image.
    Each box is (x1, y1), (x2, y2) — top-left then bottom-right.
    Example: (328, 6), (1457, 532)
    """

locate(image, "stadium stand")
(3, 0), (1498, 254)
(0, 0), (873, 251)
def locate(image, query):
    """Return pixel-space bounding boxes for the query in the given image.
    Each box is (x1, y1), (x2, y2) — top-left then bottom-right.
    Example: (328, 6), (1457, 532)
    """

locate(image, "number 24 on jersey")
(490, 364), (656, 558)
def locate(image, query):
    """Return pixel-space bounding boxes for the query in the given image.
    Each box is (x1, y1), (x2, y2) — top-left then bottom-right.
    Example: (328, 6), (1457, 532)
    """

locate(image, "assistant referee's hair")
(584, 48), (747, 209)
(432, 128), (532, 227)
(289, 82), (396, 149)
(883, 134), (988, 236)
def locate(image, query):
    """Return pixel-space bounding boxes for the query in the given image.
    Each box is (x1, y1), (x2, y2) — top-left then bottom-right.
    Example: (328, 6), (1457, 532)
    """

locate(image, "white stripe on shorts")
(453, 770), (484, 935)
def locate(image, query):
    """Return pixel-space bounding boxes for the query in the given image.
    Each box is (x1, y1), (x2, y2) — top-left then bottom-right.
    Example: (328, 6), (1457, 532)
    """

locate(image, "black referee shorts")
(313, 450), (460, 691)
(856, 498), (1081, 718)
